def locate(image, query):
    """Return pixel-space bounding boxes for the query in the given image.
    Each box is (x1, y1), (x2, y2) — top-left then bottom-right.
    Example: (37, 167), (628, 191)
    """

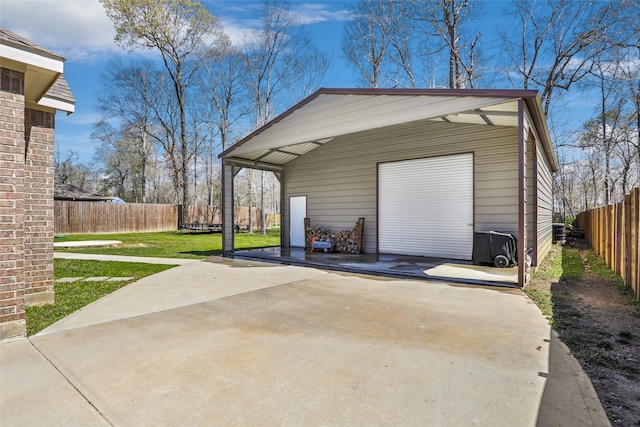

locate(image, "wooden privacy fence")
(576, 187), (640, 301)
(55, 201), (272, 234)
(55, 202), (178, 234)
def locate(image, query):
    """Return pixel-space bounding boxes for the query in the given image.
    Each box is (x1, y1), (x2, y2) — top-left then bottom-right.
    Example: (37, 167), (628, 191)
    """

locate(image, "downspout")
(518, 100), (527, 287)
(531, 130), (539, 267)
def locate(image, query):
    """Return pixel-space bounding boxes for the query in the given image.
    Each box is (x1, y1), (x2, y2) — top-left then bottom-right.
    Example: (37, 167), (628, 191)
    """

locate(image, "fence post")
(633, 188), (639, 300)
(624, 195), (631, 287)
(608, 204), (615, 269)
(616, 201), (623, 276)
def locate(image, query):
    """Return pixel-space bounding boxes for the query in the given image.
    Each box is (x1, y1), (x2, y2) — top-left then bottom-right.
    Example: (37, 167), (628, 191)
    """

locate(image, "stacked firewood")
(334, 229), (360, 254)
(306, 226), (334, 248)
(305, 218), (364, 254)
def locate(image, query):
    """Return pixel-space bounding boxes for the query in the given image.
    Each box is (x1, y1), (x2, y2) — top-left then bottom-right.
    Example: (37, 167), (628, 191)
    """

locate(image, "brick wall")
(0, 82), (27, 339)
(24, 109), (55, 306)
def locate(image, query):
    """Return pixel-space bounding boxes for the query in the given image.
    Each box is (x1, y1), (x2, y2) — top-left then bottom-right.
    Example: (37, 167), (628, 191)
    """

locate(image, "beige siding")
(536, 139), (554, 262)
(284, 119), (519, 254)
(524, 113), (554, 266)
(527, 136), (535, 253)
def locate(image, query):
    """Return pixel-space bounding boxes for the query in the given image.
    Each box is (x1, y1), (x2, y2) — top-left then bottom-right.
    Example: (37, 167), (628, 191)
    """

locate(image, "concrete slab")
(54, 240), (122, 248)
(54, 252), (199, 265)
(38, 258), (327, 334)
(425, 263), (519, 284)
(106, 277), (134, 282)
(536, 330), (611, 426)
(83, 276), (110, 282)
(31, 274), (552, 426)
(5, 257), (607, 426)
(0, 339), (108, 426)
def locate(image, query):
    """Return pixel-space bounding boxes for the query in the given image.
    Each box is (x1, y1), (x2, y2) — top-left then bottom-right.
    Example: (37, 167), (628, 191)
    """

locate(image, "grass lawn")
(54, 229), (281, 259)
(27, 260), (175, 336)
(524, 245), (584, 323)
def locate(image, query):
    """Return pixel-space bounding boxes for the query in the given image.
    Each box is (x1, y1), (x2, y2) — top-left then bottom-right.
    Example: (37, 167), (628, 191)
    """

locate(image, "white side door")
(289, 196), (307, 247)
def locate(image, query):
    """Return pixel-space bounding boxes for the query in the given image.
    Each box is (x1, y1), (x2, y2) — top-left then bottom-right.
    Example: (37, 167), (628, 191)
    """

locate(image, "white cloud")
(217, 2), (354, 46)
(0, 0), (120, 61)
(289, 3), (355, 25)
(219, 18), (255, 46)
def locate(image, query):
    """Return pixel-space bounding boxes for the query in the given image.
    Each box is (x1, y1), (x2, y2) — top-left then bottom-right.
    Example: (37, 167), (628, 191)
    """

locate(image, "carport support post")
(517, 100), (527, 287)
(274, 171), (285, 249)
(221, 159), (236, 255)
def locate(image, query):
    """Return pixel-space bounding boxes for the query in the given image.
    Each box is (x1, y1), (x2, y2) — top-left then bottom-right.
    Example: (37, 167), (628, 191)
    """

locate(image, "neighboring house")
(54, 183), (114, 202)
(220, 88), (558, 288)
(0, 29), (75, 340)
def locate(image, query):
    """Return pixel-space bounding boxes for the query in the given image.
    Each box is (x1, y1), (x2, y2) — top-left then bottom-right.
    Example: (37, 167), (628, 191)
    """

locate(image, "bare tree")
(342, 0), (391, 88)
(54, 149), (93, 189)
(411, 0), (482, 88)
(245, 0), (326, 127)
(197, 41), (250, 209)
(201, 41), (249, 153)
(343, 0), (416, 88)
(245, 0), (328, 234)
(101, 0), (228, 224)
(502, 0), (630, 115)
(97, 61), (157, 202)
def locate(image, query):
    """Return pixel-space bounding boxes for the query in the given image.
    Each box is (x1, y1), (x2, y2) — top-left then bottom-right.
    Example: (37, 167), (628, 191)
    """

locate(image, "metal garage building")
(219, 88), (558, 287)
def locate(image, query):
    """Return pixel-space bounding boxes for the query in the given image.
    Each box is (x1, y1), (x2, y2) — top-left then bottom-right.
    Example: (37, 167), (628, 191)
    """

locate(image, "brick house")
(1, 29), (75, 340)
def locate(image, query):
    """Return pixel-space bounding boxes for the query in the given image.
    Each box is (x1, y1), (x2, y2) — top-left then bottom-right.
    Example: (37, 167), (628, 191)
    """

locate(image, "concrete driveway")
(1, 257), (608, 426)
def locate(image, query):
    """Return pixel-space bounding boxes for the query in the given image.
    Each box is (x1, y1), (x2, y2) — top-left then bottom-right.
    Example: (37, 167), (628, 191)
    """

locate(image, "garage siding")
(284, 119), (519, 254)
(527, 137), (535, 256)
(536, 139), (554, 262)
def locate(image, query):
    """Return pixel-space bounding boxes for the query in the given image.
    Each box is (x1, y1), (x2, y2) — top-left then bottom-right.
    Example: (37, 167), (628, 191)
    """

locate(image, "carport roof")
(220, 88), (557, 171)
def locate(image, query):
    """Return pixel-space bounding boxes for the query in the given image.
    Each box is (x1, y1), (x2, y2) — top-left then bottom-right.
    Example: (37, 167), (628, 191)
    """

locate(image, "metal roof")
(220, 88), (557, 171)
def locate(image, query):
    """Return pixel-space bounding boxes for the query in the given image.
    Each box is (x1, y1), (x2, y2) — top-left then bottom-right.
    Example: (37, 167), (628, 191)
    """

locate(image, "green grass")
(529, 245), (582, 281)
(531, 246), (563, 280)
(525, 245), (585, 323)
(524, 286), (554, 320)
(26, 260), (174, 336)
(54, 229), (280, 259)
(561, 246), (584, 279)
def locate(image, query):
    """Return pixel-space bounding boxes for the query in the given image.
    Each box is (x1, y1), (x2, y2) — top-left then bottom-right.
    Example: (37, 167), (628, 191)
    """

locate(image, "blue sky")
(1, 0), (365, 162)
(1, 0), (596, 163)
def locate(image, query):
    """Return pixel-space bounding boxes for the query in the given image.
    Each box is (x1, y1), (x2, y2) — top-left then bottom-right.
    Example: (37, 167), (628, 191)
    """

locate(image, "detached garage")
(220, 88), (558, 287)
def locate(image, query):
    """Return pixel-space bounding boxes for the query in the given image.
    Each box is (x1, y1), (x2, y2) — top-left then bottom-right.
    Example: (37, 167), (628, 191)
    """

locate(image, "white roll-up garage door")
(378, 153), (474, 259)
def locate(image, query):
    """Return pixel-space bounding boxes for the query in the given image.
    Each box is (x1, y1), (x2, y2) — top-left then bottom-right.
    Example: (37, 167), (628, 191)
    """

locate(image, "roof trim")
(523, 97), (558, 172)
(0, 28), (65, 64)
(0, 29), (65, 73)
(39, 75), (76, 113)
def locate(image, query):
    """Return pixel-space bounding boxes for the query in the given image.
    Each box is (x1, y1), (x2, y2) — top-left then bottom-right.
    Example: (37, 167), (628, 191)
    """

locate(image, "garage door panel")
(378, 154), (473, 259)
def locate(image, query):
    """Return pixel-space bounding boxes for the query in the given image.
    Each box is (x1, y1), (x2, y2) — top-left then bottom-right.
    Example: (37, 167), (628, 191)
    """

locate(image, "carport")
(219, 88), (558, 288)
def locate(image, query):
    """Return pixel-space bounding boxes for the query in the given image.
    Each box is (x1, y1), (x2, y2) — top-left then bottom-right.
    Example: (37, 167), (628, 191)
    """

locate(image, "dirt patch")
(527, 240), (640, 426)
